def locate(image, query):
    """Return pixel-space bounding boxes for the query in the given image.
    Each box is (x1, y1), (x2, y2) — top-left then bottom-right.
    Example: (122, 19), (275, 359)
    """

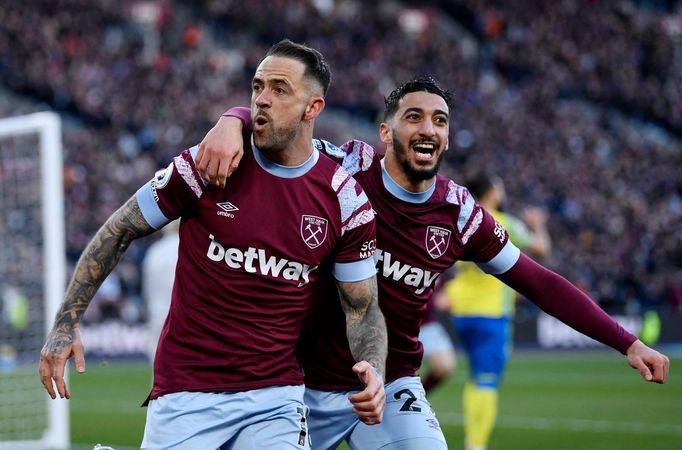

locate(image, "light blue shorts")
(304, 377), (447, 450)
(141, 385), (310, 450)
(419, 321), (455, 357)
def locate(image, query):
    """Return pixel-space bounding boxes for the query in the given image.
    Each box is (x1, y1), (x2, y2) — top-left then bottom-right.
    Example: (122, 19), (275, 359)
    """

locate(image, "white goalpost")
(0, 112), (69, 449)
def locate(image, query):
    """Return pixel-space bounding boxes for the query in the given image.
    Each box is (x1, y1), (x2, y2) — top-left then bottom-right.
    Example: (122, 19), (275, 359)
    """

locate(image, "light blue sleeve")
(475, 240), (520, 275)
(333, 257), (377, 282)
(135, 181), (171, 230)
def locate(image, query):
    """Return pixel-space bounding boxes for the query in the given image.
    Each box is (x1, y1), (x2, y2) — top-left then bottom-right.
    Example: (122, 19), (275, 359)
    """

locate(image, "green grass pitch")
(57, 350), (681, 449)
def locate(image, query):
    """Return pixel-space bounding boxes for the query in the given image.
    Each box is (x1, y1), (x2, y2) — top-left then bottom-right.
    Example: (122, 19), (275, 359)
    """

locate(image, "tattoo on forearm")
(337, 277), (387, 378)
(44, 196), (155, 355)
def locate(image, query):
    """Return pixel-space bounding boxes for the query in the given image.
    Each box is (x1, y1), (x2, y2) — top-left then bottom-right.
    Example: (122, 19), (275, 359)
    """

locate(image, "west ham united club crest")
(301, 215), (328, 249)
(425, 226), (451, 259)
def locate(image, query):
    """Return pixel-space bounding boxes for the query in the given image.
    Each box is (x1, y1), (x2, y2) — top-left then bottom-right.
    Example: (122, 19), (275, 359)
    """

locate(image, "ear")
(303, 97), (325, 121)
(379, 122), (392, 145)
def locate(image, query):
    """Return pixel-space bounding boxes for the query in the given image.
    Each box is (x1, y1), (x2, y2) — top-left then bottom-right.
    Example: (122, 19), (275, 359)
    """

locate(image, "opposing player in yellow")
(443, 172), (551, 450)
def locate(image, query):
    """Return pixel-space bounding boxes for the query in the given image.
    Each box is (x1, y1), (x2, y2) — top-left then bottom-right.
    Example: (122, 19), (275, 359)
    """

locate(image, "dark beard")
(393, 135), (442, 181)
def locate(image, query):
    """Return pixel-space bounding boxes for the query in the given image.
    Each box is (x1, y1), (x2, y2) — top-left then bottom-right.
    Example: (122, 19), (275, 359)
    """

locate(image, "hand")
(196, 116), (245, 188)
(626, 339), (669, 384)
(348, 361), (386, 425)
(39, 325), (86, 399)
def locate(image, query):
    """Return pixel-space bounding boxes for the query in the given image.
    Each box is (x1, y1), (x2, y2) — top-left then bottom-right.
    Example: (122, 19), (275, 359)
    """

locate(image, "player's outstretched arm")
(626, 339), (670, 383)
(496, 253), (670, 384)
(196, 109), (250, 187)
(337, 276), (388, 425)
(39, 195), (156, 400)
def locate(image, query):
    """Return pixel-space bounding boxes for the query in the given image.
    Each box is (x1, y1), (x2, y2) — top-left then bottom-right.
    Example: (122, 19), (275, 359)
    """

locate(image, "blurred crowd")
(0, 0), (680, 325)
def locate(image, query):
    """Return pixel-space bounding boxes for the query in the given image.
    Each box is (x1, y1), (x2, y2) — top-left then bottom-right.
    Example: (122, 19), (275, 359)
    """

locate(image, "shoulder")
(431, 176), (478, 228)
(307, 150), (369, 207)
(311, 149), (364, 195)
(320, 159), (375, 235)
(440, 177), (473, 207)
(433, 176), (488, 244)
(169, 145), (208, 197)
(314, 139), (380, 176)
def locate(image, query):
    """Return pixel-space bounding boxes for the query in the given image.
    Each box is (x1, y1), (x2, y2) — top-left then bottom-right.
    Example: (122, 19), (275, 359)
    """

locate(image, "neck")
(260, 129), (315, 166)
(383, 150), (436, 193)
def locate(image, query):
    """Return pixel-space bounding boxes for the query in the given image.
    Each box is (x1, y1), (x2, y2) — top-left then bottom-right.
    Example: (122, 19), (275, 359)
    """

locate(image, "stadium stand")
(1, 0), (680, 329)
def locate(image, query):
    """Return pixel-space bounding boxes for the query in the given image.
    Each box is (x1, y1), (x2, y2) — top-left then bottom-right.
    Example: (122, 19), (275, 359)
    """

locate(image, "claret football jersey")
(300, 140), (516, 390)
(135, 139), (377, 399)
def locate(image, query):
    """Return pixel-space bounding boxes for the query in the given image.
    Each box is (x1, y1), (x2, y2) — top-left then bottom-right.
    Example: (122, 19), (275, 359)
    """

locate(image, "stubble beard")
(254, 120), (301, 153)
(393, 132), (443, 182)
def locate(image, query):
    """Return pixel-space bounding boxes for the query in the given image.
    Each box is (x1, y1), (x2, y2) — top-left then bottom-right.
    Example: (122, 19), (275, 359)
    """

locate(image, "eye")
(274, 87), (286, 95)
(252, 84), (262, 93)
(435, 116), (448, 124)
(406, 113), (421, 120)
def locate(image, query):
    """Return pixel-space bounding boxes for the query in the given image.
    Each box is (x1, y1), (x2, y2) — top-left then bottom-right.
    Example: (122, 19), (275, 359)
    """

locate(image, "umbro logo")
(217, 202), (239, 218)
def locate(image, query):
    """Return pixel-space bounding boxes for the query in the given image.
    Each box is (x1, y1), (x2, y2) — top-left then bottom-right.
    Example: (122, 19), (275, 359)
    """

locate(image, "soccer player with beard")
(39, 40), (388, 450)
(198, 77), (669, 450)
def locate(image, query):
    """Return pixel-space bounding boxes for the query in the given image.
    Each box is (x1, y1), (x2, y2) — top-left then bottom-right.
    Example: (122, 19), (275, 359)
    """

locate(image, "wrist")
(370, 363), (385, 383)
(221, 106), (250, 126)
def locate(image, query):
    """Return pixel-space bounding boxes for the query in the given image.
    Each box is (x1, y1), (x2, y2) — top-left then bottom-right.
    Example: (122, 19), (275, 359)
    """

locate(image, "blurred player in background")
(141, 219), (179, 364)
(199, 76), (669, 450)
(442, 172), (551, 450)
(419, 277), (457, 395)
(39, 39), (387, 450)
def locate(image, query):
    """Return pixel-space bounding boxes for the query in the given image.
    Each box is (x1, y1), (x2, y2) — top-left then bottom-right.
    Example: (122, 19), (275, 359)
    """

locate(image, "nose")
(419, 119), (436, 137)
(255, 91), (270, 109)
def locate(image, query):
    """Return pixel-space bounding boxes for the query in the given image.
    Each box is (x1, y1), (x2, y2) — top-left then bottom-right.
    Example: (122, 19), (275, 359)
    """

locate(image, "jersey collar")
(380, 158), (435, 204)
(251, 138), (319, 178)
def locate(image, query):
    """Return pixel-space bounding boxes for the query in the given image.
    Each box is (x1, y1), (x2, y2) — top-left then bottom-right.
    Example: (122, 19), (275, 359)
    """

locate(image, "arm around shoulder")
(196, 107), (251, 187)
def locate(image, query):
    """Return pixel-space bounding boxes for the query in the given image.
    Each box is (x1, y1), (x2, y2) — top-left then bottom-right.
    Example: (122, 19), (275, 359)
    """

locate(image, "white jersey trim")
(341, 209), (375, 235)
(333, 257), (377, 282)
(189, 145), (210, 187)
(457, 194), (476, 233)
(337, 177), (370, 222)
(461, 208), (483, 245)
(326, 139), (376, 176)
(174, 146), (204, 198)
(476, 240), (520, 275)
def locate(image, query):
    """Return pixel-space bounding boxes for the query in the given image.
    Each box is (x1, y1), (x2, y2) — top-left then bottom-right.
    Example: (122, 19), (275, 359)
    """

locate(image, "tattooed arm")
(336, 276), (388, 425)
(39, 196), (157, 399)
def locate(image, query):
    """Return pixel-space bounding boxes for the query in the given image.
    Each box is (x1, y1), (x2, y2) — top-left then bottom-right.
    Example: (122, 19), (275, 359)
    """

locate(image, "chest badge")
(425, 226), (451, 259)
(301, 215), (329, 249)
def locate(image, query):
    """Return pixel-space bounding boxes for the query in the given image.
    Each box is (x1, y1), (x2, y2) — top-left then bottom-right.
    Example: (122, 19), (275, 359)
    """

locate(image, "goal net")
(0, 112), (68, 449)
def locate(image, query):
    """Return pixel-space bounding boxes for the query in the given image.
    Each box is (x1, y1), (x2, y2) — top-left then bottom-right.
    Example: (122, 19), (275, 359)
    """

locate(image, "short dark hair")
(264, 39), (332, 96)
(383, 77), (453, 121)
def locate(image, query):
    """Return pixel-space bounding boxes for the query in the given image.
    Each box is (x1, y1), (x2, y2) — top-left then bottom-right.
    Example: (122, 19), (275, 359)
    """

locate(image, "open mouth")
(254, 114), (269, 131)
(412, 142), (436, 160)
